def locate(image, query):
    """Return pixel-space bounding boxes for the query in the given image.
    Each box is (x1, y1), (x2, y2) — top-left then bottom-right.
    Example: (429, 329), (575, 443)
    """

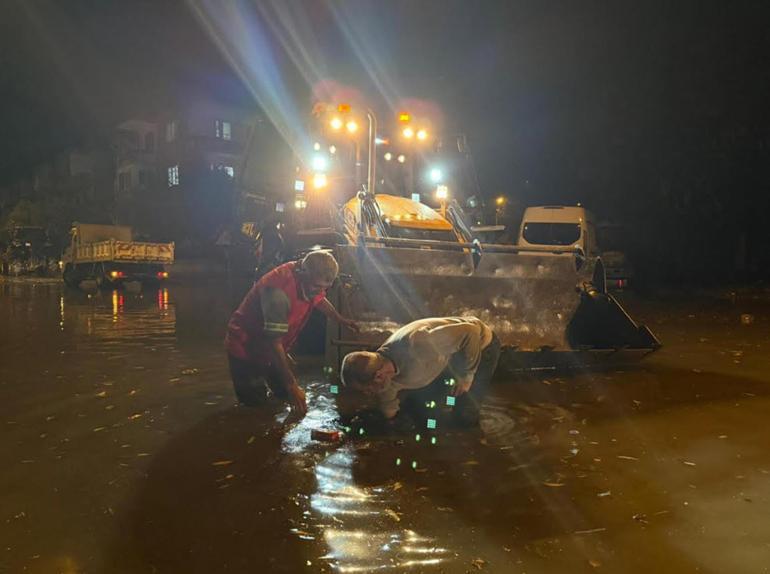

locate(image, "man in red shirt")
(225, 250), (356, 415)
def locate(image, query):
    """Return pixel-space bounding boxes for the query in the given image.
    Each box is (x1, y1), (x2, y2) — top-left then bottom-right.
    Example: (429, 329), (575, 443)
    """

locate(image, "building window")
(211, 164), (235, 178)
(166, 121), (177, 142)
(215, 120), (232, 140)
(144, 132), (155, 152)
(167, 165), (179, 187)
(118, 171), (131, 193)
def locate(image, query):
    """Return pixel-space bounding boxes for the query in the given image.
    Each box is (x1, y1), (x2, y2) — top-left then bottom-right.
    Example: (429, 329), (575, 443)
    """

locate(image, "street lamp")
(402, 126), (414, 139)
(416, 129), (428, 141)
(346, 120), (359, 134)
(429, 167), (443, 184)
(495, 196), (506, 224)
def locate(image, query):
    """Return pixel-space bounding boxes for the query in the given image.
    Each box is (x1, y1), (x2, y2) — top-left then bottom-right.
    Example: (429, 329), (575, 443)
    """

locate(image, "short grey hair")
(300, 250), (339, 283)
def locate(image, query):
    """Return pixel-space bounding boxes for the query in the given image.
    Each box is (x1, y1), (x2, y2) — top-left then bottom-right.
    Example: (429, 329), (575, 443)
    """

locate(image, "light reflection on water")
(281, 382), (450, 571)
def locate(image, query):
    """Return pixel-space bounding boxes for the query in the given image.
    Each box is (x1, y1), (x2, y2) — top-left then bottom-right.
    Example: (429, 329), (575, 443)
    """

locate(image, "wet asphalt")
(1, 278), (769, 573)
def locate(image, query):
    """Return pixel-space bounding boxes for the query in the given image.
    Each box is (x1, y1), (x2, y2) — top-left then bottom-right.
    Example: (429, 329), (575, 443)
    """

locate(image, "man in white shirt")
(340, 316), (500, 427)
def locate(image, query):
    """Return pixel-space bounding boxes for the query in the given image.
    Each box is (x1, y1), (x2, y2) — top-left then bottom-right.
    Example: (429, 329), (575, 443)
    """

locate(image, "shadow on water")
(105, 404), (313, 573)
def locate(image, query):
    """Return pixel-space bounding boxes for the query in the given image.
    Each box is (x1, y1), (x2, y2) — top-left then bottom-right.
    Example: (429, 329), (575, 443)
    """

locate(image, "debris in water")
(617, 455), (639, 461)
(311, 429), (341, 442)
(574, 527), (606, 535)
(589, 559), (602, 568)
(212, 460), (234, 466)
(682, 460), (697, 467)
(95, 391), (107, 398)
(740, 314), (754, 325)
(181, 368), (199, 375)
(384, 508), (401, 522)
(247, 436), (256, 444)
(632, 513), (648, 524)
(543, 481), (565, 487)
(471, 558), (487, 569)
(597, 491), (611, 498)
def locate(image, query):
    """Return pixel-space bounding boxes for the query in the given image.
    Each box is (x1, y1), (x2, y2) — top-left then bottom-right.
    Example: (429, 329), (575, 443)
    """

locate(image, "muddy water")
(1, 281), (770, 573)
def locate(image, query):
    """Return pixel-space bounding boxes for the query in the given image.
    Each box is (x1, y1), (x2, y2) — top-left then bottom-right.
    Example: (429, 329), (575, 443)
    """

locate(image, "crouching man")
(225, 250), (357, 415)
(340, 317), (500, 428)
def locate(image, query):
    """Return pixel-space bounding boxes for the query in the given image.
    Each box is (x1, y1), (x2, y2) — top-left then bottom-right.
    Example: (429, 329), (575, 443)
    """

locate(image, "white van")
(517, 205), (599, 256)
(517, 205), (631, 288)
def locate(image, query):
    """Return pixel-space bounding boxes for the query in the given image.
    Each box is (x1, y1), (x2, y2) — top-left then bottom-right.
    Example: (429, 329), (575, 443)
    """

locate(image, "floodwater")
(1, 279), (770, 573)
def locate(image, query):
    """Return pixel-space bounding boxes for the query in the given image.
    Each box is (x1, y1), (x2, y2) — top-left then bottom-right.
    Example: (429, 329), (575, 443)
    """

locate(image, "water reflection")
(281, 382), (450, 572)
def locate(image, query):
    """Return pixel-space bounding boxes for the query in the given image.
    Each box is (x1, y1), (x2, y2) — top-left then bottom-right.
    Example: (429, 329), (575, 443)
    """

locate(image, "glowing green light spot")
(446, 396), (456, 406)
(411, 460), (418, 469)
(430, 400), (436, 408)
(431, 436), (437, 445)
(415, 433), (421, 442)
(396, 458), (401, 466)
(448, 378), (456, 386)
(427, 418), (437, 430)
(358, 427), (365, 435)
(330, 385), (339, 394)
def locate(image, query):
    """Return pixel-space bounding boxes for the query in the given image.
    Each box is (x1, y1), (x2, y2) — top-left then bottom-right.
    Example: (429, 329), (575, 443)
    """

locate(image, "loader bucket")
(326, 240), (660, 369)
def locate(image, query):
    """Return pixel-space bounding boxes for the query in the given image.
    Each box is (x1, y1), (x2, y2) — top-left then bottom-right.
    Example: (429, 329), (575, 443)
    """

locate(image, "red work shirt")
(225, 261), (326, 363)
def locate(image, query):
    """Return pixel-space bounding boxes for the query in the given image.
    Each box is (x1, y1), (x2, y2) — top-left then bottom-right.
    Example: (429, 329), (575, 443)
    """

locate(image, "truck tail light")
(110, 271), (125, 279)
(157, 271), (169, 279)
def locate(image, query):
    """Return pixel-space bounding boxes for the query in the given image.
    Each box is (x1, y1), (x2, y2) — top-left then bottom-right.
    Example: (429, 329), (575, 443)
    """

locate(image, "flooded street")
(2, 279), (770, 573)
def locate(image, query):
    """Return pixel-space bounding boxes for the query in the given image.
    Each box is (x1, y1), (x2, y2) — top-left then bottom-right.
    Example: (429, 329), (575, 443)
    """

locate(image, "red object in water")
(311, 429), (341, 442)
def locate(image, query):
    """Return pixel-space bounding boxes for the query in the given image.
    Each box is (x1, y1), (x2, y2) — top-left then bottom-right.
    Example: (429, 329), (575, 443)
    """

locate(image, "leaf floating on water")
(128, 413), (142, 420)
(95, 391), (107, 398)
(212, 460), (234, 467)
(384, 508), (401, 522)
(247, 436), (256, 445)
(574, 527), (606, 535)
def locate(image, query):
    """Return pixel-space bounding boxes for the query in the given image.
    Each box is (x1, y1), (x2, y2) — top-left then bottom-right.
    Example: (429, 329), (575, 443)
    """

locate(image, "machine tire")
(62, 264), (80, 288)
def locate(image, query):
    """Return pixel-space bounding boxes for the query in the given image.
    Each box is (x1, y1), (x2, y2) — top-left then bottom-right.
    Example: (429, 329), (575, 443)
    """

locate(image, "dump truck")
(303, 192), (659, 372)
(62, 223), (174, 288)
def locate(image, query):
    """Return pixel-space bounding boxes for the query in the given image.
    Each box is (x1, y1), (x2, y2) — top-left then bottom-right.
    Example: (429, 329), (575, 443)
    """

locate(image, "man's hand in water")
(287, 383), (307, 415)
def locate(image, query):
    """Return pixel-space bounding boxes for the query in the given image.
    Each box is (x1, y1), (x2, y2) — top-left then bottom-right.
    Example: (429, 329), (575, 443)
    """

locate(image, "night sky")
(2, 0), (769, 280)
